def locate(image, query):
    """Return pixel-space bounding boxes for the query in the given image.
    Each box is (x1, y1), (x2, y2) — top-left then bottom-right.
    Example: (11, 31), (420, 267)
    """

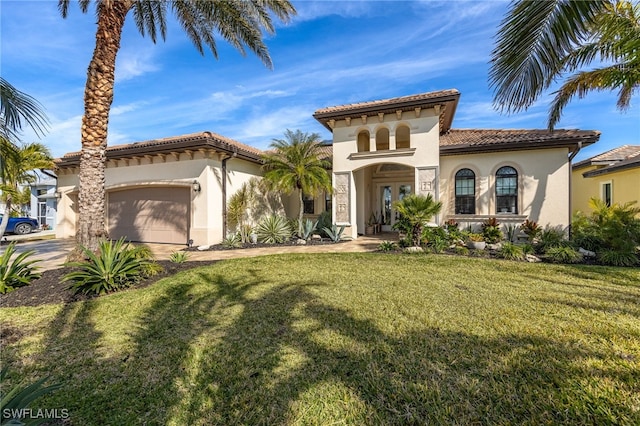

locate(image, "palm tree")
(0, 140), (54, 236)
(1, 79), (51, 236)
(261, 129), (332, 236)
(490, 0), (639, 130)
(58, 0), (296, 251)
(392, 194), (442, 247)
(0, 77), (49, 142)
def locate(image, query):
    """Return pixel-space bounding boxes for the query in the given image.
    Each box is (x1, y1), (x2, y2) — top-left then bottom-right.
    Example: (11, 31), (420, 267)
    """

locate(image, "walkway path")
(3, 233), (398, 271)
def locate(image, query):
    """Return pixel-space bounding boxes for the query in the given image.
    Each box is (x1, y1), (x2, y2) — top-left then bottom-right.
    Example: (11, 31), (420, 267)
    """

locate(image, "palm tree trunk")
(0, 198), (11, 237)
(76, 2), (129, 252)
(298, 189), (304, 237)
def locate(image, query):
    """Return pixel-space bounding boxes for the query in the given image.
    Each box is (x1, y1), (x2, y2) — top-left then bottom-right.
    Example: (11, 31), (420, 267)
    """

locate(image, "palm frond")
(0, 78), (49, 140)
(490, 0), (608, 113)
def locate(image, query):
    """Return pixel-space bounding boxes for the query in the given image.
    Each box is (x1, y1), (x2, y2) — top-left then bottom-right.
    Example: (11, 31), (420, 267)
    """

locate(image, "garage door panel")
(108, 187), (190, 244)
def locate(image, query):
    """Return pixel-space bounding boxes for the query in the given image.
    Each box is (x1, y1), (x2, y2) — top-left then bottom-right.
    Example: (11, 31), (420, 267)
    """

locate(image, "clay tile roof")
(573, 144), (640, 169)
(56, 131), (264, 167)
(581, 147), (640, 177)
(314, 89), (460, 133)
(439, 129), (600, 154)
(314, 89), (460, 115)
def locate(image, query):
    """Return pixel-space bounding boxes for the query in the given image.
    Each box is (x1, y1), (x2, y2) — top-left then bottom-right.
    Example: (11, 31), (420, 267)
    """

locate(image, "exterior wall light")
(54, 190), (62, 200)
(192, 180), (201, 192)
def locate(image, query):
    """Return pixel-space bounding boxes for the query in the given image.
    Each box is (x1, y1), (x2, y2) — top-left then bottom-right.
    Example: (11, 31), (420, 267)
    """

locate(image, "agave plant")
(300, 219), (318, 240)
(1, 367), (62, 426)
(256, 215), (291, 244)
(0, 242), (41, 294)
(322, 224), (346, 242)
(63, 238), (154, 295)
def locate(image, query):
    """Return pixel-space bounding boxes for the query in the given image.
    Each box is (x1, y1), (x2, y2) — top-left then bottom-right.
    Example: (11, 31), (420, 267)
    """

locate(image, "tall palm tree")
(261, 129), (332, 235)
(58, 0), (296, 251)
(0, 140), (54, 236)
(490, 0), (639, 130)
(392, 194), (442, 247)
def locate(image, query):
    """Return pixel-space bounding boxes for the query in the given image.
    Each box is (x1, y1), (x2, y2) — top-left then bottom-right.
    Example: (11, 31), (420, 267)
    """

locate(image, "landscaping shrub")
(535, 226), (568, 254)
(377, 241), (398, 252)
(316, 211), (332, 238)
(0, 242), (41, 294)
(520, 219), (541, 242)
(545, 246), (583, 264)
(221, 234), (242, 248)
(392, 194), (442, 246)
(256, 215), (291, 244)
(481, 217), (503, 243)
(597, 248), (639, 267)
(300, 219), (318, 240)
(572, 199), (640, 266)
(0, 367), (62, 425)
(169, 251), (189, 263)
(322, 224), (346, 242)
(497, 242), (525, 261)
(63, 238), (157, 295)
(503, 224), (518, 243)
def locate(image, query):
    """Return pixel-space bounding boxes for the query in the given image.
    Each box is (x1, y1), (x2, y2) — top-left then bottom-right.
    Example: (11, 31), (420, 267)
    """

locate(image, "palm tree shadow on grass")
(170, 272), (640, 425)
(24, 265), (640, 424)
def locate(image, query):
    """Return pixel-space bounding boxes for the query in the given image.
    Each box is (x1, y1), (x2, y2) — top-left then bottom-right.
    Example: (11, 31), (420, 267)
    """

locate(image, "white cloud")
(115, 50), (160, 82)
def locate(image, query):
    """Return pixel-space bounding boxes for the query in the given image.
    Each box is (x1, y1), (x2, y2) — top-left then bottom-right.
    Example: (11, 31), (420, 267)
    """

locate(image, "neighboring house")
(55, 89), (601, 245)
(571, 145), (640, 214)
(28, 171), (58, 229)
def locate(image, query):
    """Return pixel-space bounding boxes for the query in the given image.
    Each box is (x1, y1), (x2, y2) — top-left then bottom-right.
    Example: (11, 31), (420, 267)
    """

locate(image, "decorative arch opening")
(357, 130), (370, 152)
(396, 125), (410, 149)
(376, 128), (389, 151)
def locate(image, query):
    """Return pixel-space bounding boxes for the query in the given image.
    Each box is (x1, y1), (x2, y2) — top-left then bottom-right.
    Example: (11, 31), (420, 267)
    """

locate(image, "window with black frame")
(303, 194), (315, 214)
(455, 168), (475, 214)
(496, 166), (518, 214)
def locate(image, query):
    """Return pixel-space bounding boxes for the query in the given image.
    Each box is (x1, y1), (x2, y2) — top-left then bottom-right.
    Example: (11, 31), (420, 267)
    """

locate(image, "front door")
(378, 182), (412, 231)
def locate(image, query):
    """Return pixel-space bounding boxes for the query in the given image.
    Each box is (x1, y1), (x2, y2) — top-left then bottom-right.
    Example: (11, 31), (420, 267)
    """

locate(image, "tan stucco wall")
(331, 108), (441, 238)
(440, 147), (571, 230)
(572, 165), (640, 214)
(55, 151), (264, 246)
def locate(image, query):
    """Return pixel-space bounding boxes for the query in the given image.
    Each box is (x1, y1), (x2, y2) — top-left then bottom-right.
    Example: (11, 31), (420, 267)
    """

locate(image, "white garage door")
(107, 187), (190, 244)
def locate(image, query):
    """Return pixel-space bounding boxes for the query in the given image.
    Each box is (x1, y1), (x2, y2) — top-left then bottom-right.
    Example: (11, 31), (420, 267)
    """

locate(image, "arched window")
(396, 125), (410, 149)
(495, 166), (518, 214)
(357, 131), (370, 152)
(455, 168), (475, 214)
(376, 128), (389, 151)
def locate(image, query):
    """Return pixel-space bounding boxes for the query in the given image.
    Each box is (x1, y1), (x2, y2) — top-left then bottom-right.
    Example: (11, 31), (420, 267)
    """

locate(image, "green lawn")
(1, 253), (639, 425)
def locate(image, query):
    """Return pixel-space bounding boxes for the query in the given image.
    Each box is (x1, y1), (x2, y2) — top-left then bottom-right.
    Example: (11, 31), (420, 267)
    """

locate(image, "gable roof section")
(439, 129), (600, 155)
(55, 131), (263, 168)
(314, 89), (460, 133)
(572, 144), (640, 170)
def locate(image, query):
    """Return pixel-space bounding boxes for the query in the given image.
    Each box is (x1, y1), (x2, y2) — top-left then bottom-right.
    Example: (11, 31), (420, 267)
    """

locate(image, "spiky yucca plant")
(0, 242), (41, 294)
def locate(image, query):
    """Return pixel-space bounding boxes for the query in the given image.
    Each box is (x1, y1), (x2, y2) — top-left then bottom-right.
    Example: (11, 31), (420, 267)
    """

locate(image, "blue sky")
(2, 0), (638, 162)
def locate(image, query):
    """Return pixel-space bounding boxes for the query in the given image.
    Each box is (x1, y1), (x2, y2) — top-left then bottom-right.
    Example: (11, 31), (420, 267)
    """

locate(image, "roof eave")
(440, 136), (599, 156)
(55, 134), (263, 168)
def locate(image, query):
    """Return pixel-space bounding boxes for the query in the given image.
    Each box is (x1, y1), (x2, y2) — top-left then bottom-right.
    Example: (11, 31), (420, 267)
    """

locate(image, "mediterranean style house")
(55, 89), (601, 245)
(571, 145), (640, 214)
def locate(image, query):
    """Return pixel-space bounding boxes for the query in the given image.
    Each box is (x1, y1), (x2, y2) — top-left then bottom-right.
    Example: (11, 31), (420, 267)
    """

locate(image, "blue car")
(1, 214), (39, 235)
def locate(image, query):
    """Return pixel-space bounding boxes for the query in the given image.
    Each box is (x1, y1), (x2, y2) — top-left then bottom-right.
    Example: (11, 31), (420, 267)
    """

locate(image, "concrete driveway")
(2, 236), (76, 271)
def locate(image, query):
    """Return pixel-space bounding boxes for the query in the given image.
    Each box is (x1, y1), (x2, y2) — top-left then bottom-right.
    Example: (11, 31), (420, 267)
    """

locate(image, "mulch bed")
(0, 260), (218, 309)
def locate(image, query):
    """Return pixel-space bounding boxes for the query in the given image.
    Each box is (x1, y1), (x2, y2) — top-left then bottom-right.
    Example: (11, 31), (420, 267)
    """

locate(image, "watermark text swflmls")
(3, 408), (70, 420)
